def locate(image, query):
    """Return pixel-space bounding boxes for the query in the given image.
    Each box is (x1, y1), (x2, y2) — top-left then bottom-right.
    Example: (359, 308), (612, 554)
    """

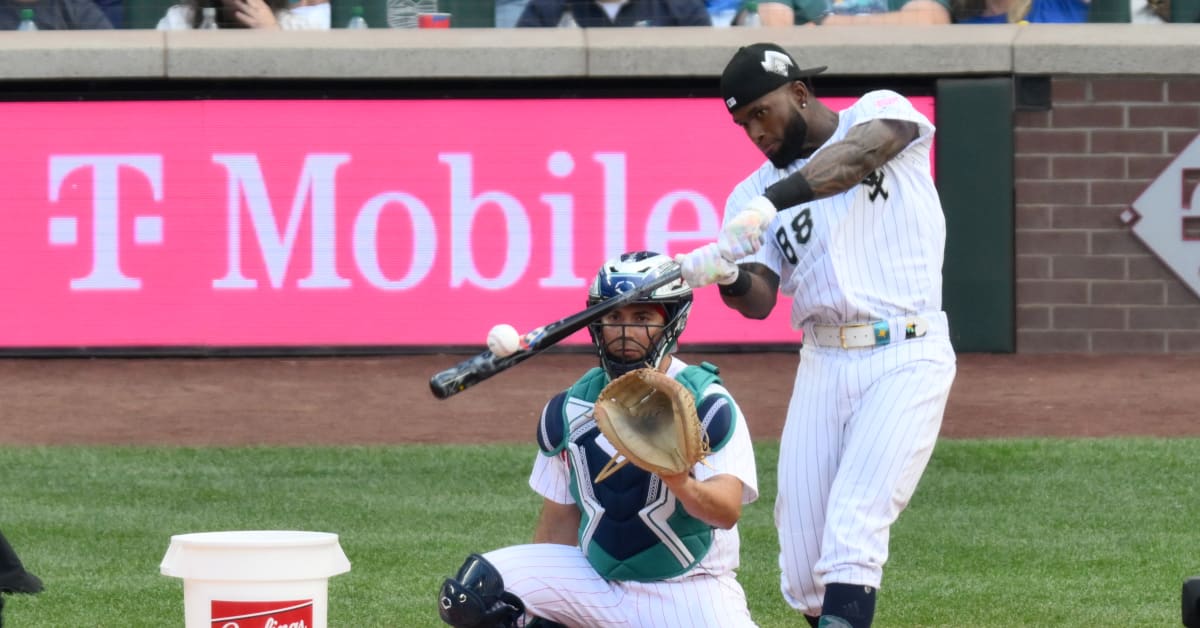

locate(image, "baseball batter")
(677, 43), (957, 628)
(437, 251), (759, 628)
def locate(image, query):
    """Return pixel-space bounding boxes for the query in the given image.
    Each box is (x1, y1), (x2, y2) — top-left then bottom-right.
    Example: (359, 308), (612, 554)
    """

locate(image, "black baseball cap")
(720, 43), (827, 112)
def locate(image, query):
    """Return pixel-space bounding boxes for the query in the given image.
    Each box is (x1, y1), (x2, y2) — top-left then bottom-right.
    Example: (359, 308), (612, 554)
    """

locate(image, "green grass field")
(2, 439), (1197, 627)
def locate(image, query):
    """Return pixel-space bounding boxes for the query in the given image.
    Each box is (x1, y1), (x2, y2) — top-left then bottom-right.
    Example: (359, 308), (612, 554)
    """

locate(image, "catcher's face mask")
(586, 251), (693, 379)
(597, 305), (666, 363)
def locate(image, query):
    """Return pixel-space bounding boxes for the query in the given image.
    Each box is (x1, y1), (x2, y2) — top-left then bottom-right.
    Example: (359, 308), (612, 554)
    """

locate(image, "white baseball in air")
(486, 324), (522, 358)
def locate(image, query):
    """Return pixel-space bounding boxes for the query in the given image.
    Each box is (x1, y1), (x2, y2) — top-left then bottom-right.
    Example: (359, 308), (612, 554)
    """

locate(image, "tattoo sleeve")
(798, 119), (918, 199)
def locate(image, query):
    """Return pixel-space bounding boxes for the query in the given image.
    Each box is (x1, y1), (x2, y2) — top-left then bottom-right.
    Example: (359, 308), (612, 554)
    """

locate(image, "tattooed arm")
(697, 118), (921, 289)
(763, 119), (919, 209)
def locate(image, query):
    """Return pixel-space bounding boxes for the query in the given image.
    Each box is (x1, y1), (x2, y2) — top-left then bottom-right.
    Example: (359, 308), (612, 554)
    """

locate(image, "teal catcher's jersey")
(536, 363), (736, 582)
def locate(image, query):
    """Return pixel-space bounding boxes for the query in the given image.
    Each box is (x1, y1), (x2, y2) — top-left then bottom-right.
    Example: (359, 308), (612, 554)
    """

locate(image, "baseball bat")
(429, 264), (683, 400)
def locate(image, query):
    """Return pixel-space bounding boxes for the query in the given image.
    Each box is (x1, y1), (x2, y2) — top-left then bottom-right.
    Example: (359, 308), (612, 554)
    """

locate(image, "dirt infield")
(3, 352), (1197, 446)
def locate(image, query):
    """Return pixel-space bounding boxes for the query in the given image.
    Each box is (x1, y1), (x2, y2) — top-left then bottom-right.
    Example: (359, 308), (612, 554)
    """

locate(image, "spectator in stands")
(94, 0), (121, 26)
(496, 0), (528, 25)
(0, 0), (113, 28)
(157, 0), (330, 28)
(1132, 0), (1171, 20)
(1127, 0), (1168, 21)
(751, 0), (950, 24)
(1085, 0), (1179, 20)
(517, 0), (711, 26)
(708, 0), (742, 23)
(951, 0), (1086, 22)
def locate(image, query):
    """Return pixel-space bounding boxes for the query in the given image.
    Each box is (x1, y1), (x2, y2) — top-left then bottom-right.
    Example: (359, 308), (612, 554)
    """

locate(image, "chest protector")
(538, 363), (734, 582)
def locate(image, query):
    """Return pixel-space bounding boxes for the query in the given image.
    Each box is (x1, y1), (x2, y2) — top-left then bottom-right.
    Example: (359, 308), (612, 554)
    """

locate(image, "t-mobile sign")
(0, 96), (933, 349)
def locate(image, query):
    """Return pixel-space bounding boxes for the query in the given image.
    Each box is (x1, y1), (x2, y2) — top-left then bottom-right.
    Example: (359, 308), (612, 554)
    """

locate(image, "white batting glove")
(718, 195), (778, 261)
(675, 243), (739, 289)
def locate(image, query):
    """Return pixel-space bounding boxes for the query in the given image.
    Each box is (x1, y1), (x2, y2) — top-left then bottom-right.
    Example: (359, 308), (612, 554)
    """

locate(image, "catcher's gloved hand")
(718, 195), (777, 260)
(592, 368), (709, 483)
(674, 243), (738, 289)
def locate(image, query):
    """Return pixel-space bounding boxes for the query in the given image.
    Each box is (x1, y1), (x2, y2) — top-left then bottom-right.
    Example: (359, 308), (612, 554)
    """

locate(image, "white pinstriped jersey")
(719, 90), (957, 617)
(725, 90), (946, 329)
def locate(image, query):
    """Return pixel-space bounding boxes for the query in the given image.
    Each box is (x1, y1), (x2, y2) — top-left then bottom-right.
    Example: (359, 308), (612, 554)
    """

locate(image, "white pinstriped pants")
(484, 543), (757, 628)
(776, 315), (956, 615)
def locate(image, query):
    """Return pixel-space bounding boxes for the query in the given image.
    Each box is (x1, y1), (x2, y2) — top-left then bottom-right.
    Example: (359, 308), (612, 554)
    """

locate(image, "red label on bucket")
(211, 599), (313, 628)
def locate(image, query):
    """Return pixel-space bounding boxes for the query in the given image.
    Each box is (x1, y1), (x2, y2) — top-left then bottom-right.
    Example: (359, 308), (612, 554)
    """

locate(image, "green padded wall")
(1174, 0), (1200, 21)
(125, 0), (177, 28)
(1088, 0), (1130, 21)
(935, 77), (1015, 352)
(332, 0), (388, 28)
(438, 0), (495, 26)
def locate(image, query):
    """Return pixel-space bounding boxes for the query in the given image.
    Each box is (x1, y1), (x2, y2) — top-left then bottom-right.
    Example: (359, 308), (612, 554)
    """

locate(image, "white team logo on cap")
(726, 97), (737, 108)
(761, 50), (794, 77)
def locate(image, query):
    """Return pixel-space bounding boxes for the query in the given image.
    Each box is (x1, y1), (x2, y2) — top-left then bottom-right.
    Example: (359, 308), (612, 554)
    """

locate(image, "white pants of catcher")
(484, 543), (757, 628)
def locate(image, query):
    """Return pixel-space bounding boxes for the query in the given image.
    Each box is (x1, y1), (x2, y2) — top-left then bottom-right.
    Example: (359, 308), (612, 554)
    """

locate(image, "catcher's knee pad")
(438, 554), (524, 628)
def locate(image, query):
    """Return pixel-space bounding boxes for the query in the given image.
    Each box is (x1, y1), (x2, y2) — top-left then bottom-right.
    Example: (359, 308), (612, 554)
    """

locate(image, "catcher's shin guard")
(0, 529), (44, 628)
(438, 554), (524, 628)
(0, 531), (43, 595)
(1184, 576), (1200, 628)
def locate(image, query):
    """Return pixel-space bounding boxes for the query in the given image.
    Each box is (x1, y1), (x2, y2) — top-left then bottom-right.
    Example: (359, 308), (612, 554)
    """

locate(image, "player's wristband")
(764, 173), (815, 208)
(718, 268), (752, 297)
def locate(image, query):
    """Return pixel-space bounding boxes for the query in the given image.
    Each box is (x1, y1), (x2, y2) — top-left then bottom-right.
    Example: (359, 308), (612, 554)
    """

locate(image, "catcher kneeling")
(438, 251), (760, 628)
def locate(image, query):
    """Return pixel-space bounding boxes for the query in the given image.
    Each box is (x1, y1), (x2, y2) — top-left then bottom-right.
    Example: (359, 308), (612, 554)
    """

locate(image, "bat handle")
(428, 356), (486, 399)
(428, 351), (513, 399)
(428, 368), (461, 399)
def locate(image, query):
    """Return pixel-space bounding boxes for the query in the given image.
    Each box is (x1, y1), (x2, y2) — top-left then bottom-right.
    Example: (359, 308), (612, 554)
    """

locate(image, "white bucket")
(160, 530), (351, 628)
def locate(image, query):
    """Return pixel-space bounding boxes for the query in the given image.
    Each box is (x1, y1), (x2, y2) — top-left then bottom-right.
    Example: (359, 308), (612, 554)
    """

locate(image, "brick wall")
(1013, 77), (1200, 353)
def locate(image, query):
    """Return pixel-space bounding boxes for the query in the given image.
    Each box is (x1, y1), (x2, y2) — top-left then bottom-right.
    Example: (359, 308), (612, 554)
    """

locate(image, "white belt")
(810, 316), (931, 349)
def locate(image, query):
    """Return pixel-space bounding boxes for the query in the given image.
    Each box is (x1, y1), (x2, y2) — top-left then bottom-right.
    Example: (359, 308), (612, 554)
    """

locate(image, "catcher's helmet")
(587, 251), (692, 379)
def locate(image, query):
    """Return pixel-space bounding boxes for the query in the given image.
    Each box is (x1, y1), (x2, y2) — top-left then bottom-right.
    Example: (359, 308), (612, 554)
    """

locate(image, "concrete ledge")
(164, 28), (588, 79)
(772, 25), (1018, 76)
(585, 25), (1017, 78)
(0, 31), (164, 79)
(585, 27), (769, 78)
(1013, 23), (1200, 75)
(0, 25), (1197, 81)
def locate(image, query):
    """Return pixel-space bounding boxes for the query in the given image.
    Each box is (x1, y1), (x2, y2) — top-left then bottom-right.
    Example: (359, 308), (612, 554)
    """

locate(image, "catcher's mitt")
(592, 368), (709, 483)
